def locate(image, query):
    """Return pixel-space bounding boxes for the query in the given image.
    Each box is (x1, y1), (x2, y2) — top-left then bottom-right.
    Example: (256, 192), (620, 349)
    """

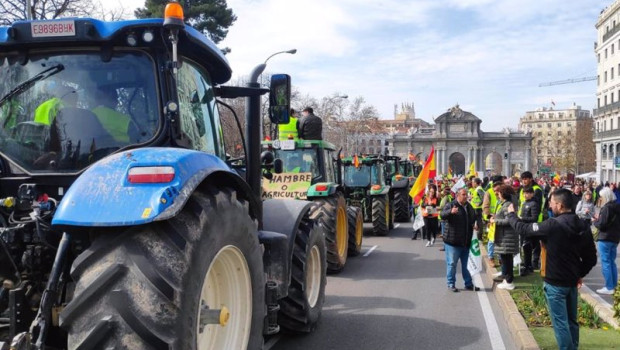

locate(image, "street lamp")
(246, 49), (296, 205)
(249, 49), (297, 83)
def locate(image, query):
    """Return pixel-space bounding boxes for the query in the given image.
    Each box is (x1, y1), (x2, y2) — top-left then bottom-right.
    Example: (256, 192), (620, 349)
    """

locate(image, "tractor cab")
(262, 139), (337, 183)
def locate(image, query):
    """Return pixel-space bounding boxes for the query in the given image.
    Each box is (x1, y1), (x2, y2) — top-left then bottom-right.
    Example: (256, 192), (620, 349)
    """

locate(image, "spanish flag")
(409, 146), (435, 204)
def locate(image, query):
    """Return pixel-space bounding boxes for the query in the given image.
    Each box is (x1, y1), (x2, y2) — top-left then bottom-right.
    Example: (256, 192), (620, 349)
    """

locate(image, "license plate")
(280, 140), (295, 150)
(31, 20), (76, 38)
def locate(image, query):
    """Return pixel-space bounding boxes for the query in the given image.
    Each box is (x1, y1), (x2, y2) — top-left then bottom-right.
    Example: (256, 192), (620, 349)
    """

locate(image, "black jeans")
(423, 217), (438, 241)
(522, 237), (541, 269)
(500, 254), (514, 283)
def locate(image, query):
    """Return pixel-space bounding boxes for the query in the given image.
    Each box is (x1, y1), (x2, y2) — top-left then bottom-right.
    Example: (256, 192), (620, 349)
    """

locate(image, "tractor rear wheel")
(394, 187), (411, 222)
(372, 195), (389, 236)
(278, 214), (326, 333)
(60, 187), (265, 350)
(311, 193), (348, 273)
(347, 206), (364, 256)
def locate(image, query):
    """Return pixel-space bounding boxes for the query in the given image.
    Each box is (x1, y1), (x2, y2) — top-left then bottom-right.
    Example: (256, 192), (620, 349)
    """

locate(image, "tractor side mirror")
(269, 74), (291, 124)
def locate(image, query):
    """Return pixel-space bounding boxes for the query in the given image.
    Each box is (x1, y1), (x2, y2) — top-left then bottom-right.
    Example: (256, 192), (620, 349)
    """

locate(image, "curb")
(579, 284), (620, 330)
(481, 245), (540, 350)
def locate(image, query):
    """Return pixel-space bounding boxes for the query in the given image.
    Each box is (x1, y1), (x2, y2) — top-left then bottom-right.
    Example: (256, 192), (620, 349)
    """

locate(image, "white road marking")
(394, 223), (400, 229)
(474, 274), (506, 350)
(363, 245), (378, 257)
(263, 335), (281, 350)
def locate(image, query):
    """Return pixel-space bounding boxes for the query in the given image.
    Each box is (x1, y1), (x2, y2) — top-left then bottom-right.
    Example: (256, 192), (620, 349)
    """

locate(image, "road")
(269, 223), (518, 350)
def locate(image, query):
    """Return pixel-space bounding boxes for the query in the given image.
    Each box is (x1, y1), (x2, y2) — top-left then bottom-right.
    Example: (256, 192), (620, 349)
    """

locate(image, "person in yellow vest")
(470, 177), (485, 240)
(518, 171), (545, 275)
(278, 108), (299, 140)
(90, 86), (132, 144)
(34, 86), (78, 125)
(483, 177), (502, 263)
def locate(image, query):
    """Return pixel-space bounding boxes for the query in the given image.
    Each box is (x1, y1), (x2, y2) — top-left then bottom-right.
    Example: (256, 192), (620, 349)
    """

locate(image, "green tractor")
(384, 155), (413, 222)
(262, 139), (364, 273)
(341, 155), (394, 236)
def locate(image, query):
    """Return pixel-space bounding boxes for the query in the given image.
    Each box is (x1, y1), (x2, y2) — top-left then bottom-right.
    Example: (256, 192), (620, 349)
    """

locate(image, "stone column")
(525, 145), (531, 172)
(473, 146), (479, 174)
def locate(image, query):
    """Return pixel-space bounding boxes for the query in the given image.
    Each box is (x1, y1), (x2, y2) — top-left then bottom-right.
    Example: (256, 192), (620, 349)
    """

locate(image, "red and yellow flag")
(409, 146), (435, 204)
(428, 147), (436, 179)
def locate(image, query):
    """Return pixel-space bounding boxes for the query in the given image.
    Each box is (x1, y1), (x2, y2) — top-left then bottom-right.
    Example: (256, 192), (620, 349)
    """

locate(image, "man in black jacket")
(298, 107), (323, 140)
(507, 189), (596, 350)
(440, 188), (479, 292)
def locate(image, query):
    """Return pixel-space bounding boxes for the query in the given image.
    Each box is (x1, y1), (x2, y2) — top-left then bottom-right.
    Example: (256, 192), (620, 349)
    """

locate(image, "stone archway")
(449, 152), (466, 176)
(485, 152), (502, 176)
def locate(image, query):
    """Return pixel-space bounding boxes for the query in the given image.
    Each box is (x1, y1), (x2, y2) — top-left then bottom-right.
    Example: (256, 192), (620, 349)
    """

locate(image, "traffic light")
(504, 152), (508, 159)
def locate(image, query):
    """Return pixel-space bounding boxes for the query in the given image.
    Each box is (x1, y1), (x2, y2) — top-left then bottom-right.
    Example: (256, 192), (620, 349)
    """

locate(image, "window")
(614, 92), (616, 103)
(547, 123), (552, 128)
(606, 48), (608, 58)
(605, 95), (608, 105)
(559, 112), (564, 118)
(537, 124), (542, 128)
(537, 140), (542, 146)
(567, 122), (572, 127)
(557, 140), (562, 147)
(547, 131), (552, 136)
(613, 67), (616, 80)
(605, 71), (608, 82)
(176, 58), (222, 156)
(538, 114), (544, 119)
(537, 131), (542, 137)
(557, 122), (562, 127)
(613, 119), (615, 130)
(549, 113), (554, 118)
(567, 130), (572, 136)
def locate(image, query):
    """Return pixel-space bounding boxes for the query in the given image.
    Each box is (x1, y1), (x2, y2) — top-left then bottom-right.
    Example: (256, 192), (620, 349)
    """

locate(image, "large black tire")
(311, 193), (348, 274)
(278, 214), (327, 333)
(372, 195), (389, 236)
(60, 187), (265, 350)
(347, 206), (363, 257)
(388, 198), (395, 230)
(394, 187), (411, 222)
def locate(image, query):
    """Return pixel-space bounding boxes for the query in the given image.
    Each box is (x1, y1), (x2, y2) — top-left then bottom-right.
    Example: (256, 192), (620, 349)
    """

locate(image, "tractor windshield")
(0, 51), (159, 173)
(274, 149), (320, 177)
(344, 165), (371, 187)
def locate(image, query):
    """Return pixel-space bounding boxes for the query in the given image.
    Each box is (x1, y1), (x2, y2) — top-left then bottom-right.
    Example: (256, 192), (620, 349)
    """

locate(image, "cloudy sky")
(114, 0), (609, 131)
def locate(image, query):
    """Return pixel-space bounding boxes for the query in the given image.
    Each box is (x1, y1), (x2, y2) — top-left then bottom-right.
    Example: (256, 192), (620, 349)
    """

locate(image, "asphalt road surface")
(269, 223), (518, 350)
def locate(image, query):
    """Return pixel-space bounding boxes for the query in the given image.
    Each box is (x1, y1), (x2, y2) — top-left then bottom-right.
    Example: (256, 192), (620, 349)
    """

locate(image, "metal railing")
(595, 128), (620, 139)
(603, 24), (620, 43)
(593, 100), (620, 116)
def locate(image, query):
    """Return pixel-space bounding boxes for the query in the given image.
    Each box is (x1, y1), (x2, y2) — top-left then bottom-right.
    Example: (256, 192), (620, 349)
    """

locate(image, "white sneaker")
(492, 271), (503, 277)
(497, 280), (515, 290)
(596, 287), (615, 295)
(425, 241), (431, 247)
(431, 237), (435, 245)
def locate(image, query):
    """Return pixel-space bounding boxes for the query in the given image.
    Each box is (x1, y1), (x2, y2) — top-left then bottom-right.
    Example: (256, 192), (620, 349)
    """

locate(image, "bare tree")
(1, 0), (133, 24)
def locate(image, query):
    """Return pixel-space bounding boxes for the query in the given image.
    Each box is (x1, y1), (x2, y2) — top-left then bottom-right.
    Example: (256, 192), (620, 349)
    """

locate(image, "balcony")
(594, 128), (620, 139)
(593, 100), (620, 116)
(603, 24), (620, 43)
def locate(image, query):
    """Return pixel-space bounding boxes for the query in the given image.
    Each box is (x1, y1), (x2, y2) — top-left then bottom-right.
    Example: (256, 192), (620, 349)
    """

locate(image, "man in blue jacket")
(507, 189), (596, 350)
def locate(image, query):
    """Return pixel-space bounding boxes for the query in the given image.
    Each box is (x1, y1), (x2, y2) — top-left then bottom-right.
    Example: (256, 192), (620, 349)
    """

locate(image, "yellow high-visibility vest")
(91, 106), (131, 143)
(518, 184), (544, 222)
(278, 116), (298, 140)
(34, 98), (63, 125)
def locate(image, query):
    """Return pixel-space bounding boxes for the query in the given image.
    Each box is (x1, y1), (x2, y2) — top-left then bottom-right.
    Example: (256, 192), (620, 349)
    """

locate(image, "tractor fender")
(370, 186), (390, 196)
(307, 182), (339, 198)
(262, 199), (314, 299)
(390, 178), (409, 190)
(52, 148), (258, 227)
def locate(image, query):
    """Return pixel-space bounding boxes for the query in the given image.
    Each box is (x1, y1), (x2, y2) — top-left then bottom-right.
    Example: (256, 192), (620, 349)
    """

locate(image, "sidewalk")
(481, 244), (619, 350)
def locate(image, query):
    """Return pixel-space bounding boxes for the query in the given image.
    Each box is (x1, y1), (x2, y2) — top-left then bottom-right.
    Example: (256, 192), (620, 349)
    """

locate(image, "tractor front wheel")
(312, 193), (348, 273)
(394, 187), (411, 222)
(60, 187), (265, 350)
(347, 206), (364, 256)
(278, 213), (326, 333)
(372, 195), (389, 236)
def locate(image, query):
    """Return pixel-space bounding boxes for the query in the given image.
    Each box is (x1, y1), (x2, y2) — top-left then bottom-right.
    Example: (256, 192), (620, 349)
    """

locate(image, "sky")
(110, 0), (610, 131)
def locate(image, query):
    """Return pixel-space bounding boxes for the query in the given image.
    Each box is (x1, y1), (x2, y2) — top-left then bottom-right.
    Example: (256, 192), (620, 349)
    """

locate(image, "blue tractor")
(0, 3), (327, 349)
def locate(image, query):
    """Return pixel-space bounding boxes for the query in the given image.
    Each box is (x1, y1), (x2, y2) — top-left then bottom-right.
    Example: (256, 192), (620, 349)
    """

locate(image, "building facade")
(595, 0), (620, 183)
(519, 104), (594, 175)
(387, 105), (532, 177)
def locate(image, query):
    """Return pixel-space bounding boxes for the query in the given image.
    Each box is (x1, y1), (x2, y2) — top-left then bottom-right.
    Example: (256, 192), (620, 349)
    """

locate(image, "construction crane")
(538, 76), (597, 87)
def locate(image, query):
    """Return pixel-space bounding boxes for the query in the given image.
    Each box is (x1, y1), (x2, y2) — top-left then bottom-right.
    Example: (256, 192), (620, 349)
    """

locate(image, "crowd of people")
(411, 170), (618, 350)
